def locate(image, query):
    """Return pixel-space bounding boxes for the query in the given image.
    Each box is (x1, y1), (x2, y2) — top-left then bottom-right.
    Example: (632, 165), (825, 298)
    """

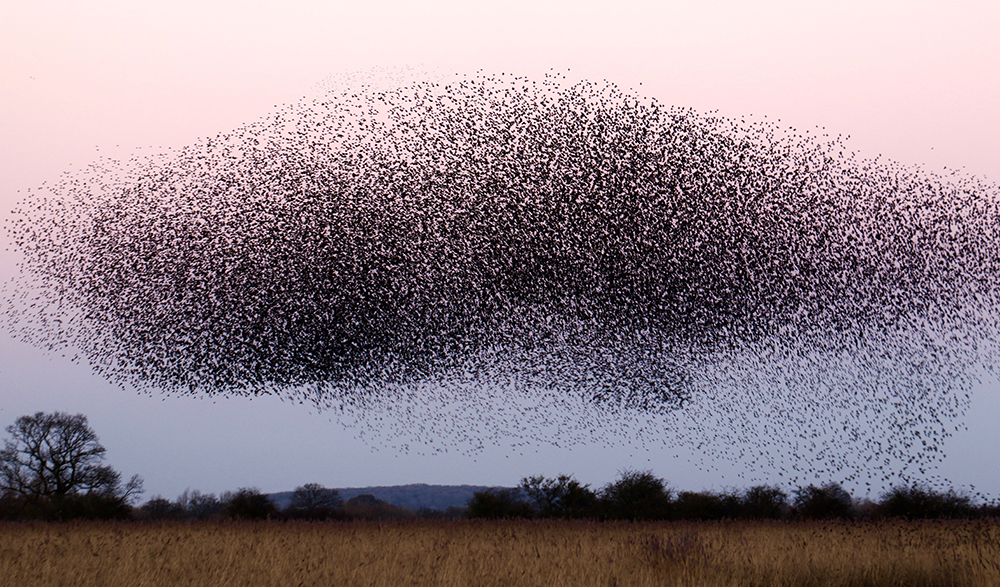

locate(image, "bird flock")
(5, 70), (999, 487)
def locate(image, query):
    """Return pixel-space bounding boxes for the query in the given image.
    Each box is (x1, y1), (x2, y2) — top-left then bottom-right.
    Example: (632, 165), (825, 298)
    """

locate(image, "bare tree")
(176, 489), (224, 520)
(286, 483), (343, 519)
(0, 412), (142, 518)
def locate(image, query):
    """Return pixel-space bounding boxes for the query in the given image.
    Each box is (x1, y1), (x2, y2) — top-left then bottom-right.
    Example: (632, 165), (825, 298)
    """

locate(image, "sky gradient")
(2, 0), (999, 501)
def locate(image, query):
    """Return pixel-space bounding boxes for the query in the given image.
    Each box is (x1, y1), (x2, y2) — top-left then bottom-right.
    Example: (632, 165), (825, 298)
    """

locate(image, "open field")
(1, 519), (998, 587)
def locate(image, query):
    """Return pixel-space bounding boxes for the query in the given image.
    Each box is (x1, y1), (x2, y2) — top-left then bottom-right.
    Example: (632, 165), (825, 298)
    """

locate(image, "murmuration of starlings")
(6, 70), (999, 487)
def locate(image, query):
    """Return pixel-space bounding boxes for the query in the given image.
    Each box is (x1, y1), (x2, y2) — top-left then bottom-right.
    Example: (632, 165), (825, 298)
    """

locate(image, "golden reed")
(1, 519), (997, 586)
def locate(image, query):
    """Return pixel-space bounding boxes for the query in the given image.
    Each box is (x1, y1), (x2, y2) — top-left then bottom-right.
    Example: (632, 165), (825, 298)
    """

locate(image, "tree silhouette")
(793, 483), (853, 519)
(878, 485), (975, 519)
(601, 470), (673, 520)
(741, 485), (788, 519)
(286, 483), (343, 519)
(225, 487), (277, 520)
(0, 412), (142, 519)
(466, 488), (533, 519)
(520, 474), (597, 518)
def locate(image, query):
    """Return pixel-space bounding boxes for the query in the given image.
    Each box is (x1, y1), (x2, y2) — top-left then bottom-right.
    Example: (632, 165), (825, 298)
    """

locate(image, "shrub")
(878, 485), (976, 519)
(601, 470), (673, 520)
(180, 490), (224, 520)
(466, 488), (533, 519)
(740, 485), (788, 520)
(674, 491), (731, 520)
(793, 483), (854, 519)
(414, 506), (467, 520)
(520, 475), (598, 519)
(225, 487), (277, 520)
(344, 494), (413, 520)
(138, 497), (185, 521)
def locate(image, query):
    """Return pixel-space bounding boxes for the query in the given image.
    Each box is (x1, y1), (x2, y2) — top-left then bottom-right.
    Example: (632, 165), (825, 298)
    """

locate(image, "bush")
(414, 506), (467, 520)
(793, 483), (854, 519)
(466, 488), (533, 519)
(175, 490), (224, 520)
(344, 494), (413, 520)
(877, 485), (976, 519)
(138, 497), (185, 521)
(740, 485), (788, 520)
(61, 492), (135, 520)
(601, 470), (673, 520)
(0, 491), (135, 521)
(225, 488), (277, 520)
(520, 475), (598, 519)
(0, 495), (52, 520)
(674, 491), (731, 520)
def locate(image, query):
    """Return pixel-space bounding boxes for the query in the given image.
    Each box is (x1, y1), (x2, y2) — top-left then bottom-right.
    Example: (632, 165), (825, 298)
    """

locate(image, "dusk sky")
(2, 0), (999, 502)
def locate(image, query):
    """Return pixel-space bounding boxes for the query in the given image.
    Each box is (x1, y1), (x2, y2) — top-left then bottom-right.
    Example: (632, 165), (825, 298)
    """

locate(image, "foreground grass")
(1, 519), (998, 586)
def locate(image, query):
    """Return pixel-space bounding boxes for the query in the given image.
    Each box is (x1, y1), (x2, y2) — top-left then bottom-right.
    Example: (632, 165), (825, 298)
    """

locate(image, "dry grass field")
(1, 519), (998, 587)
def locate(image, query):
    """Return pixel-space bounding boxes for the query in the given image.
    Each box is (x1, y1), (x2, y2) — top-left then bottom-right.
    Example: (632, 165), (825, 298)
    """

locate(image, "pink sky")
(2, 0), (999, 499)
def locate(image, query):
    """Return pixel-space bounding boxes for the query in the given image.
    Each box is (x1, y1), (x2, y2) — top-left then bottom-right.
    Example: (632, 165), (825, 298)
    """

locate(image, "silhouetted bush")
(877, 485), (976, 519)
(414, 506), (468, 519)
(180, 490), (224, 520)
(520, 474), (598, 519)
(225, 487), (278, 520)
(668, 486), (788, 520)
(601, 470), (673, 520)
(344, 494), (413, 520)
(0, 493), (15, 520)
(0, 494), (50, 520)
(0, 491), (135, 521)
(674, 491), (731, 520)
(466, 488), (533, 519)
(793, 483), (854, 519)
(62, 492), (135, 520)
(137, 496), (185, 520)
(740, 485), (788, 519)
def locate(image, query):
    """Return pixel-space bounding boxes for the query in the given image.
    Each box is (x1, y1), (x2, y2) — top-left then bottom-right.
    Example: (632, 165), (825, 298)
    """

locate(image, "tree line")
(2, 412), (997, 522)
(467, 471), (1000, 521)
(132, 485), (466, 522)
(0, 412), (455, 522)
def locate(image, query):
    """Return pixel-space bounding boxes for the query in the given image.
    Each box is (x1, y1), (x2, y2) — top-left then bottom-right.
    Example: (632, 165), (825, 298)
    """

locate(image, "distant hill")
(269, 484), (511, 511)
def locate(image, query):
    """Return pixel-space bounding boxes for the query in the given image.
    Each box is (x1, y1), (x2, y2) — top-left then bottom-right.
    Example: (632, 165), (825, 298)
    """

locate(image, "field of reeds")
(1, 519), (998, 587)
